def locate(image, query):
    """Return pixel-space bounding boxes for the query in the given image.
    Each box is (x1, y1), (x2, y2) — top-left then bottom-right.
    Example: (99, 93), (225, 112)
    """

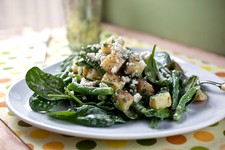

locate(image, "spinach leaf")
(29, 93), (62, 112)
(145, 45), (171, 86)
(25, 67), (65, 100)
(47, 105), (126, 127)
(154, 52), (171, 68)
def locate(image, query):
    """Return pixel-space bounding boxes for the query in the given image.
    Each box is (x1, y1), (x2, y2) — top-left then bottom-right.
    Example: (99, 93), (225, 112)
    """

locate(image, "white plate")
(6, 49), (225, 140)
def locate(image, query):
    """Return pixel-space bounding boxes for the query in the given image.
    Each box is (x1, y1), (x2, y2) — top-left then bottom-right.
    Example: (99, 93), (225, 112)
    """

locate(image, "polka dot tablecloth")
(1, 28), (225, 150)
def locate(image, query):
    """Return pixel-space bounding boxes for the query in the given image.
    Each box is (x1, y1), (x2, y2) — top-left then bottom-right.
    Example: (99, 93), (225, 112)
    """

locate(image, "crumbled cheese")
(111, 43), (129, 58)
(111, 66), (118, 74)
(139, 60), (147, 67)
(82, 96), (87, 100)
(87, 52), (100, 61)
(99, 54), (107, 63)
(78, 66), (83, 75)
(115, 36), (125, 45)
(140, 51), (150, 60)
(68, 72), (74, 76)
(126, 62), (135, 66)
(133, 93), (142, 102)
(80, 77), (96, 86)
(121, 76), (131, 83)
(132, 79), (138, 85)
(99, 83), (108, 87)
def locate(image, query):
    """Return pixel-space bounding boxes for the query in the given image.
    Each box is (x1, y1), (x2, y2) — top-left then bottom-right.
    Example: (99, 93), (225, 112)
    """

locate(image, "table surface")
(0, 24), (225, 150)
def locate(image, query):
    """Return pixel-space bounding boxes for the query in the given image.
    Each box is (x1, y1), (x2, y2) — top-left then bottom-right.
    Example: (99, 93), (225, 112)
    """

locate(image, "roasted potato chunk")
(124, 55), (145, 76)
(101, 73), (125, 90)
(101, 53), (125, 74)
(137, 80), (155, 96)
(194, 89), (208, 102)
(86, 68), (104, 80)
(114, 90), (134, 111)
(149, 92), (172, 109)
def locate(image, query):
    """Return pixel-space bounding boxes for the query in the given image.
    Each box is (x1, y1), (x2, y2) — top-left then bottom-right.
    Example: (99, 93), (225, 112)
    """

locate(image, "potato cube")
(114, 90), (134, 111)
(101, 73), (125, 90)
(137, 80), (155, 96)
(149, 92), (172, 109)
(82, 67), (89, 77)
(72, 63), (78, 74)
(86, 68), (104, 80)
(101, 44), (111, 54)
(194, 89), (208, 102)
(124, 59), (145, 76)
(101, 53), (125, 74)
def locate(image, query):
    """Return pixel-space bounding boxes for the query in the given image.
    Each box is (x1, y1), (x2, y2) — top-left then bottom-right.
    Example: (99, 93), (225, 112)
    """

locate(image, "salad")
(25, 36), (207, 128)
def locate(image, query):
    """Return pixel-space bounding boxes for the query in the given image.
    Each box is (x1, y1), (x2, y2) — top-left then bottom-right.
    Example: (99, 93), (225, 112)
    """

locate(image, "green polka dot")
(76, 140), (96, 150)
(1, 51), (10, 55)
(8, 56), (17, 59)
(0, 62), (6, 65)
(18, 120), (32, 127)
(3, 67), (13, 70)
(7, 111), (14, 116)
(190, 146), (209, 150)
(209, 122), (219, 127)
(136, 138), (157, 146)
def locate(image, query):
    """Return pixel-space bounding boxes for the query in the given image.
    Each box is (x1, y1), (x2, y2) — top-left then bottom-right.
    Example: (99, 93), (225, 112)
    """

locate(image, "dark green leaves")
(29, 93), (62, 112)
(47, 105), (126, 127)
(25, 67), (65, 100)
(144, 45), (172, 86)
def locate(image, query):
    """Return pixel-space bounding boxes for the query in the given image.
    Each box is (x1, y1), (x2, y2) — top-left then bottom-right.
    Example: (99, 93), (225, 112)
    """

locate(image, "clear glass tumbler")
(62, 0), (102, 51)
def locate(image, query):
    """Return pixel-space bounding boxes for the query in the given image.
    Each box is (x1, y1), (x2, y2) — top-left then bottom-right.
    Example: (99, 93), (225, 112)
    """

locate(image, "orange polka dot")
(220, 144), (225, 150)
(43, 142), (64, 150)
(194, 131), (214, 142)
(0, 92), (5, 98)
(215, 72), (225, 77)
(0, 101), (6, 107)
(0, 78), (11, 83)
(166, 134), (187, 145)
(106, 140), (128, 148)
(30, 129), (50, 139)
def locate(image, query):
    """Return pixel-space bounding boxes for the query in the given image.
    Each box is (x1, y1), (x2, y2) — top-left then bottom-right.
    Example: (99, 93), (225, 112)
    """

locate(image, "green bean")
(67, 82), (114, 95)
(171, 70), (181, 110)
(132, 102), (170, 119)
(173, 86), (199, 121)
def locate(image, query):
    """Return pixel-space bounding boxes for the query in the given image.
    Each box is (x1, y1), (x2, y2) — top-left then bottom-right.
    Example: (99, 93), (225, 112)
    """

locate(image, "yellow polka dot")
(30, 129), (50, 139)
(15, 130), (21, 137)
(220, 144), (225, 150)
(0, 92), (5, 98)
(194, 131), (214, 142)
(166, 135), (187, 145)
(106, 140), (128, 148)
(10, 71), (21, 75)
(201, 65), (212, 71)
(43, 142), (64, 150)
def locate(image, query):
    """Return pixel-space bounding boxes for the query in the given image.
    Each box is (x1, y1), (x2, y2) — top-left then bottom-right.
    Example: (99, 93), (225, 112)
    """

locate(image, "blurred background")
(0, 0), (224, 55)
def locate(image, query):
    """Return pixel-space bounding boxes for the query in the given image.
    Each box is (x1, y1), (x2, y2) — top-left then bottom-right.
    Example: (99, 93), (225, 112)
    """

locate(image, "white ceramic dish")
(6, 49), (225, 140)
